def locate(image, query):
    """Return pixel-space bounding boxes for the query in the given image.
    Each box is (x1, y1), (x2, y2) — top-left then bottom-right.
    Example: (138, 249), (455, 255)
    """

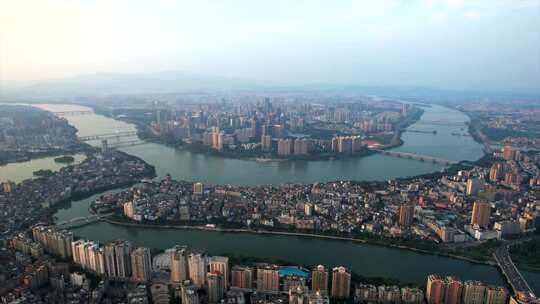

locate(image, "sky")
(1, 0), (539, 93)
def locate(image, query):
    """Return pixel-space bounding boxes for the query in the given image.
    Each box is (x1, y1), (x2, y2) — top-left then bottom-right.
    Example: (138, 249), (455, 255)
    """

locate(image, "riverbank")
(101, 217), (498, 268)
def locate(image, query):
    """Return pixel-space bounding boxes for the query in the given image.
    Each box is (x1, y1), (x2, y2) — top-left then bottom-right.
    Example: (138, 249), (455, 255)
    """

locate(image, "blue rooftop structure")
(279, 266), (309, 278)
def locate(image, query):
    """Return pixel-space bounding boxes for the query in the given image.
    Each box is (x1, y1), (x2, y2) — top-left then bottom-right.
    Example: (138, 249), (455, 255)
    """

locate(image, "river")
(2, 103), (538, 293)
(4, 103), (482, 185)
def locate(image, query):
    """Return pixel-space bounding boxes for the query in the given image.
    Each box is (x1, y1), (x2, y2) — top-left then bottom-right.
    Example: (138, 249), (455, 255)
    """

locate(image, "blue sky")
(1, 0), (539, 93)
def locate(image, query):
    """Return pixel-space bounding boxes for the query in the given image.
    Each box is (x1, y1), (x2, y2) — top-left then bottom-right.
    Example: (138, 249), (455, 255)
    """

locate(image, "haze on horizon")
(1, 0), (539, 94)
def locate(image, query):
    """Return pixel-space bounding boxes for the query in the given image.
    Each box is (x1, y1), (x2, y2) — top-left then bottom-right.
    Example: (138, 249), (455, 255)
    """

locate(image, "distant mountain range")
(1, 71), (538, 103)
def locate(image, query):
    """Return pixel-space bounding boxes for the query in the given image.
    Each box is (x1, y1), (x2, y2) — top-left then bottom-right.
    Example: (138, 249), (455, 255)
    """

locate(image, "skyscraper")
(207, 272), (225, 303)
(471, 201), (491, 229)
(399, 204), (415, 228)
(170, 245), (189, 286)
(426, 275), (445, 304)
(131, 247), (152, 283)
(209, 256), (229, 288)
(331, 266), (351, 299)
(188, 252), (208, 288)
(311, 265), (329, 295)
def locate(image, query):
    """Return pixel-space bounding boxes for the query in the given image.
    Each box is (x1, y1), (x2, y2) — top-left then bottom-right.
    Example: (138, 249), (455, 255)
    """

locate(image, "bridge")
(56, 213), (113, 229)
(416, 120), (466, 127)
(53, 110), (94, 116)
(78, 131), (138, 142)
(494, 246), (536, 298)
(371, 149), (458, 165)
(106, 139), (148, 148)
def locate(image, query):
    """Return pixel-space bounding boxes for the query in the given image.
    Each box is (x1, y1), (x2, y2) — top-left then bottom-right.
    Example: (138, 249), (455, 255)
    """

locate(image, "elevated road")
(371, 149), (458, 165)
(494, 246), (536, 298)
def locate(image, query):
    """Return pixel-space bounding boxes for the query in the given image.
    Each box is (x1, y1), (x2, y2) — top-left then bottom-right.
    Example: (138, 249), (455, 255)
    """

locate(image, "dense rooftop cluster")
(0, 105), (80, 164)
(0, 150), (154, 238)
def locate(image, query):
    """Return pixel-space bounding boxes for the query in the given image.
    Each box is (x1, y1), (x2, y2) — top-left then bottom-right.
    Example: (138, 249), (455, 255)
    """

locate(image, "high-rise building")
(502, 145), (515, 161)
(311, 265), (329, 295)
(485, 286), (508, 304)
(231, 266), (253, 290)
(277, 139), (293, 156)
(256, 265), (280, 293)
(170, 245), (189, 286)
(401, 287), (424, 304)
(289, 286), (308, 304)
(123, 201), (135, 219)
(181, 282), (200, 304)
(466, 178), (483, 196)
(338, 137), (353, 154)
(101, 140), (109, 155)
(293, 139), (309, 155)
(193, 182), (204, 195)
(309, 290), (330, 304)
(71, 239), (105, 275)
(188, 252), (208, 287)
(32, 226), (73, 259)
(207, 272), (225, 303)
(444, 276), (463, 304)
(426, 275), (446, 304)
(355, 284), (378, 303)
(399, 204), (415, 228)
(251, 117), (259, 138)
(471, 201), (491, 229)
(261, 135), (272, 151)
(331, 266), (351, 299)
(104, 240), (132, 280)
(378, 285), (402, 303)
(209, 256), (229, 288)
(131, 247), (152, 283)
(462, 281), (486, 304)
(489, 163), (504, 181)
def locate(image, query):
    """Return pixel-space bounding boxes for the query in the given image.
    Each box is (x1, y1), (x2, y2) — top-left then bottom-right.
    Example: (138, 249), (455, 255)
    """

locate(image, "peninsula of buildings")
(88, 145), (539, 256)
(0, 105), (85, 165)
(105, 97), (423, 160)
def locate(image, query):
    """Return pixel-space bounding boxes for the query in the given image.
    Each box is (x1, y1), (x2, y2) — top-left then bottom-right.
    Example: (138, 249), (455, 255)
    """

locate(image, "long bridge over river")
(494, 246), (537, 300)
(53, 110), (94, 116)
(371, 149), (458, 166)
(77, 131), (138, 142)
(56, 213), (114, 229)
